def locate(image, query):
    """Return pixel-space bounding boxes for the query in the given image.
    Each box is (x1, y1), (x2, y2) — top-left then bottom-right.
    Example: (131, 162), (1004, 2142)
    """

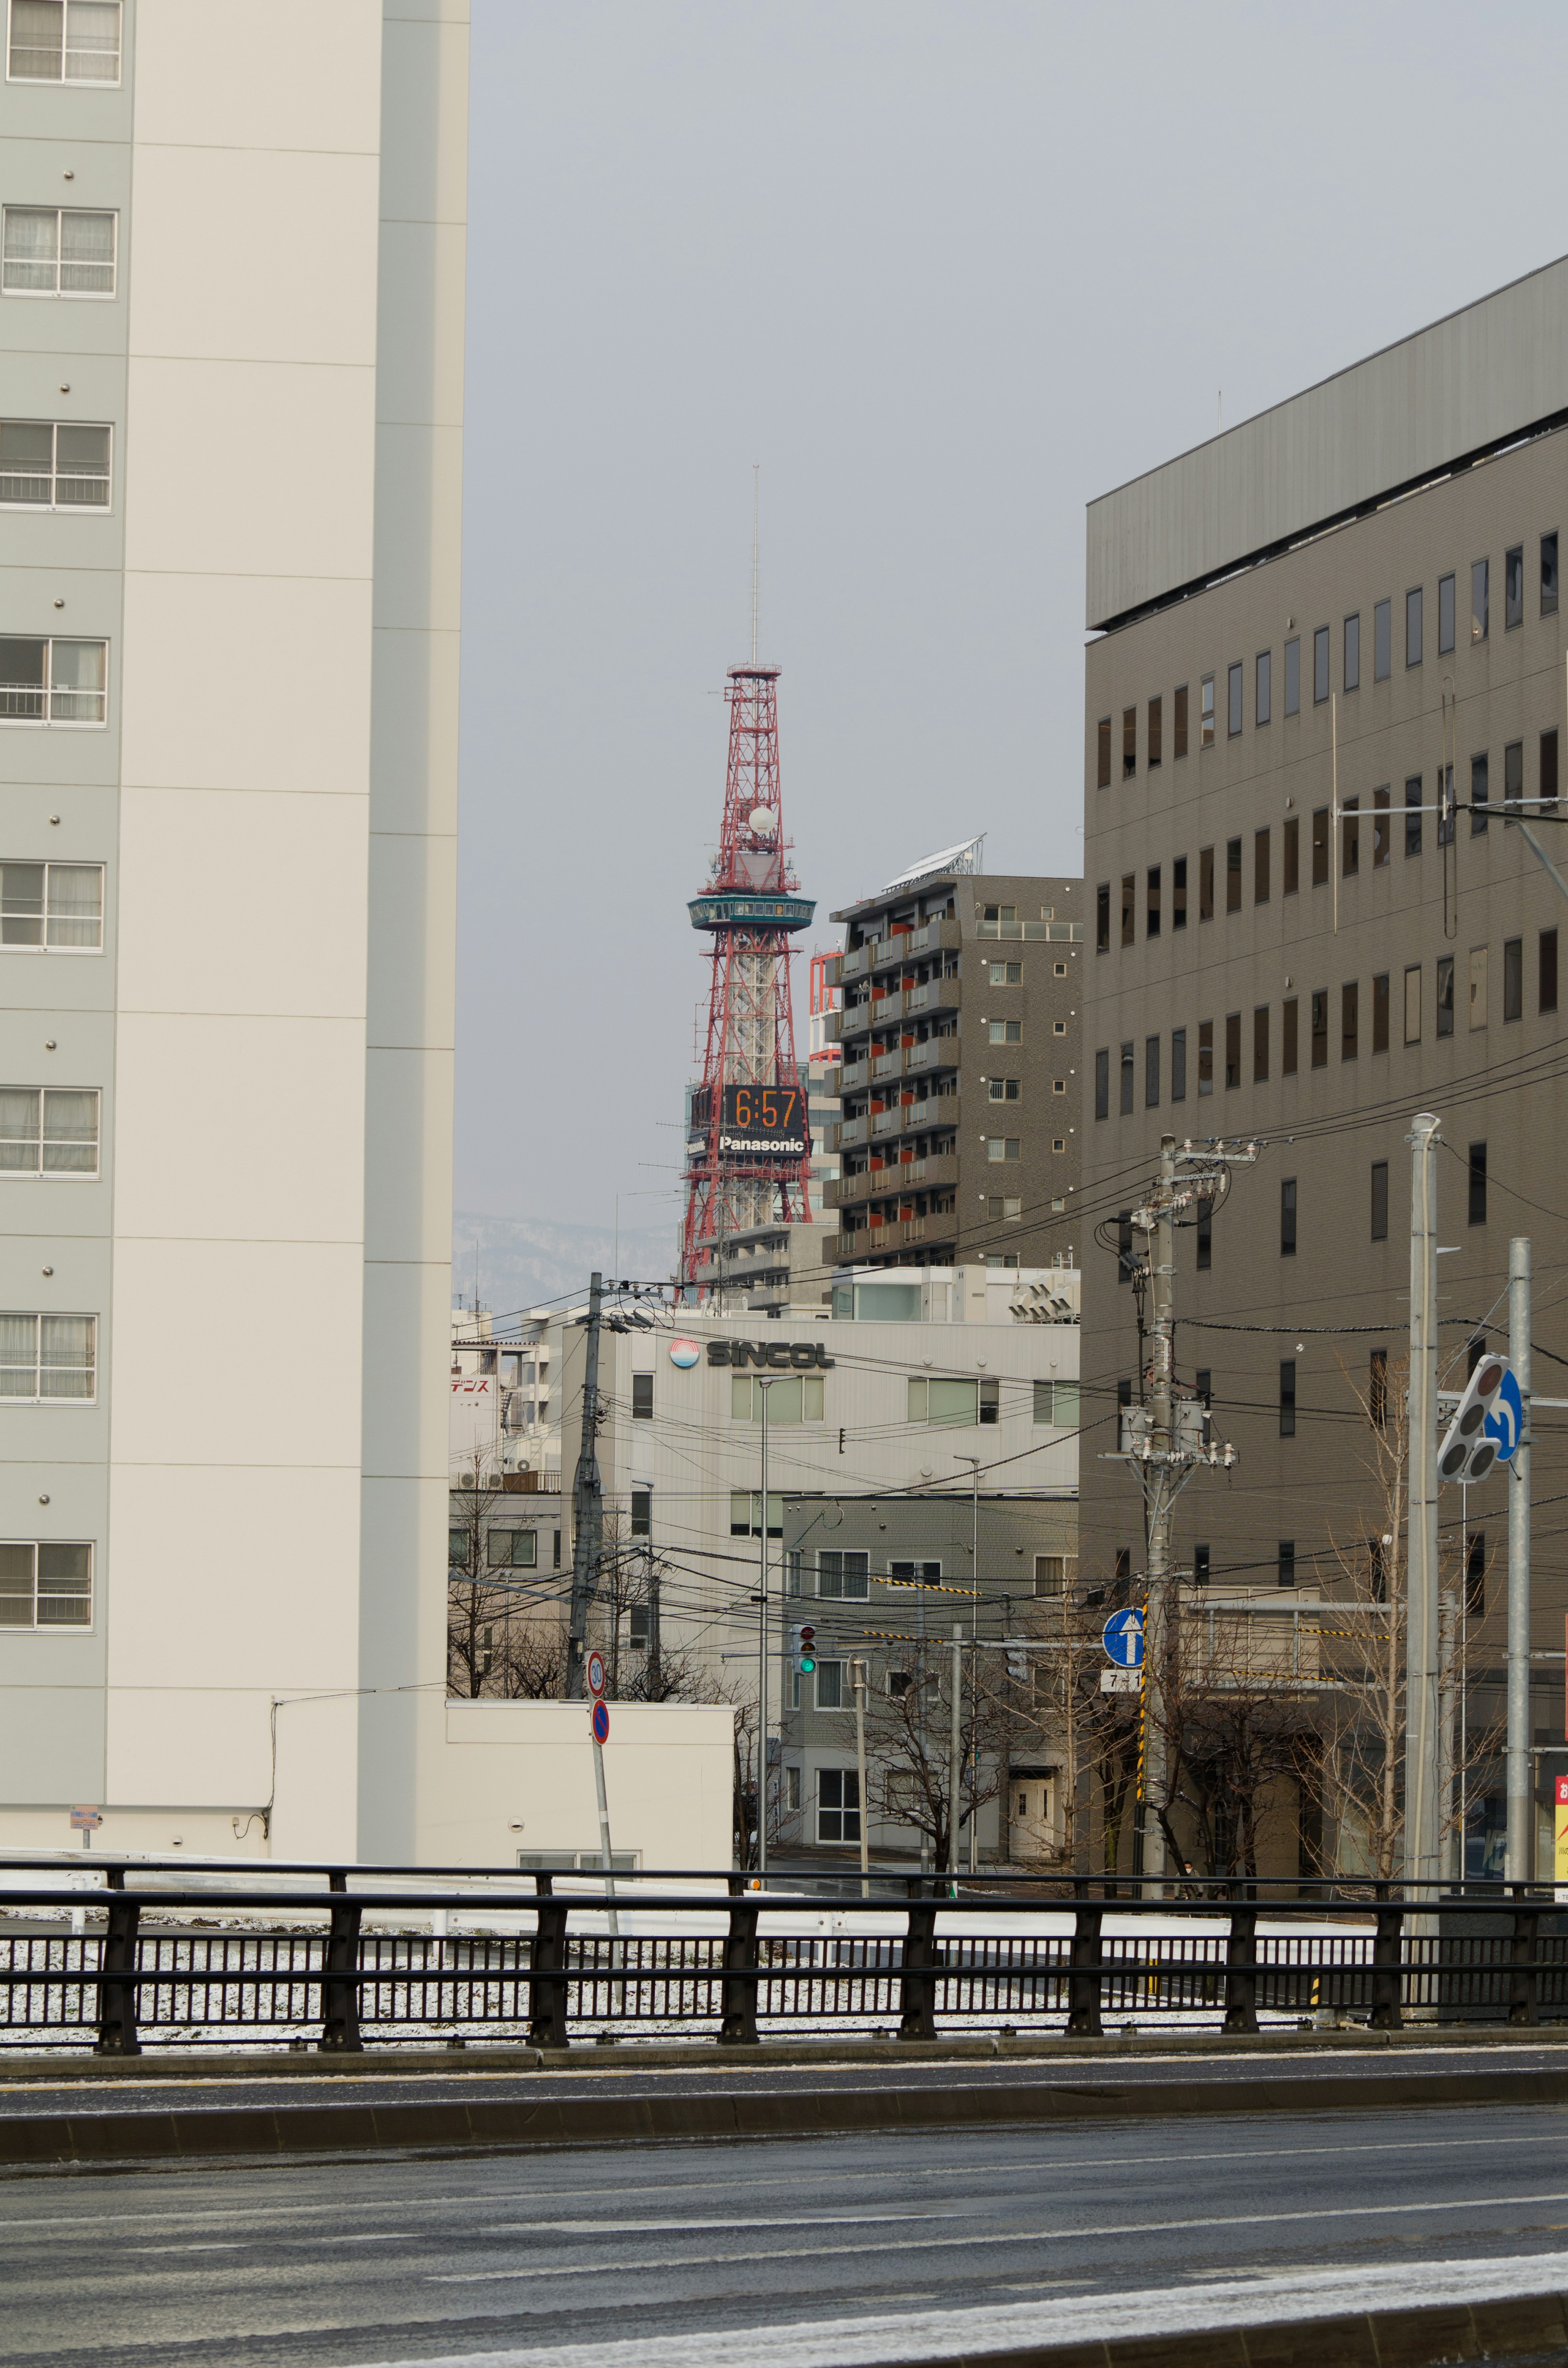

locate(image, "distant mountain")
(452, 1211), (680, 1321)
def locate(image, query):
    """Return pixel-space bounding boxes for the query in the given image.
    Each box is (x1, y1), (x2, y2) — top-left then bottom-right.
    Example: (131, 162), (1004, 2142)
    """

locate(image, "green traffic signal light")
(800, 1651), (816, 1674)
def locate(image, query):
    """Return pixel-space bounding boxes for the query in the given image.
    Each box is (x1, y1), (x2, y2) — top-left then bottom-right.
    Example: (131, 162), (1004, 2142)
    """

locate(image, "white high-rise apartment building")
(0, 1), (467, 1857)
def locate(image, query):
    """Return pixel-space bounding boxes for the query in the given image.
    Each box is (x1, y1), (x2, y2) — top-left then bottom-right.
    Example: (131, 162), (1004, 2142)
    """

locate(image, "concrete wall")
(431, 1701), (735, 1869)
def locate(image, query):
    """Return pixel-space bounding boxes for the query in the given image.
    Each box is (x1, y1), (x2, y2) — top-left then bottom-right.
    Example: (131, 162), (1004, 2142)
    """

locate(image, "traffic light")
(1437, 1354), (1509, 1484)
(791, 1622), (817, 1677)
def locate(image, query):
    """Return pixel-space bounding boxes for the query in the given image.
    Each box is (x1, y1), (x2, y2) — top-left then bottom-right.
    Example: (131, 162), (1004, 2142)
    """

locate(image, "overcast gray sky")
(455, 0), (1568, 1243)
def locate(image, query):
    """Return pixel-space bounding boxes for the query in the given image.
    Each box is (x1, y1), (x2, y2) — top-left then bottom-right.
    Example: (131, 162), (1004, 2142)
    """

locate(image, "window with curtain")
(0, 638), (107, 725)
(0, 1311), (94, 1399)
(817, 1551), (869, 1601)
(0, 1540), (92, 1628)
(8, 1), (121, 81)
(0, 1087), (98, 1174)
(0, 863), (103, 949)
(730, 1374), (823, 1424)
(1032, 1379), (1080, 1427)
(1, 207), (116, 295)
(0, 421), (110, 509)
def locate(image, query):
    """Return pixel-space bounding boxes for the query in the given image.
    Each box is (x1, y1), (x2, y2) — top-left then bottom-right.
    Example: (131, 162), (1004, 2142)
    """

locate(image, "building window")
(908, 1376), (996, 1426)
(1343, 612), (1359, 691)
(1437, 762), (1455, 847)
(1280, 1177), (1296, 1257)
(1196, 1196), (1212, 1271)
(1256, 649), (1271, 724)
(1116, 1217), (1133, 1286)
(1438, 572), (1455, 655)
(0, 1539), (91, 1628)
(1119, 1041), (1134, 1116)
(1341, 980), (1358, 1061)
(1504, 936), (1522, 1023)
(1225, 838), (1241, 914)
(1198, 845), (1214, 921)
(1470, 557), (1488, 642)
(1405, 775), (1422, 858)
(629, 1490), (651, 1539)
(1227, 662), (1242, 737)
(1506, 544), (1523, 631)
(1223, 1012), (1240, 1090)
(1437, 954), (1454, 1037)
(1278, 1539), (1296, 1588)
(1120, 872), (1135, 948)
(1282, 816), (1298, 895)
(1468, 1142), (1487, 1226)
(1172, 855), (1187, 928)
(1122, 707), (1136, 780)
(815, 1663), (845, 1713)
(1284, 636), (1300, 716)
(448, 1525), (468, 1569)
(7, 0), (120, 80)
(1406, 585), (1423, 667)
(989, 959), (1023, 985)
(0, 1086), (97, 1175)
(1311, 807), (1328, 887)
(1193, 1544), (1210, 1587)
(731, 1375), (823, 1423)
(1, 205), (115, 297)
(1252, 1005), (1268, 1084)
(1197, 1019), (1213, 1097)
(1404, 964), (1421, 1045)
(1372, 971), (1390, 1053)
(1470, 752), (1488, 837)
(986, 1077), (1020, 1103)
(1096, 881), (1109, 953)
(1173, 684), (1188, 758)
(1310, 990), (1327, 1069)
(0, 637), (107, 727)
(1033, 1553), (1068, 1595)
(1542, 928), (1559, 1015)
(1542, 730), (1559, 811)
(1146, 865), (1160, 939)
(730, 1492), (783, 1538)
(631, 1371), (653, 1419)
(995, 1191), (1025, 1216)
(1374, 598), (1391, 681)
(1279, 1362), (1296, 1439)
(1370, 1348), (1388, 1431)
(1094, 1048), (1109, 1120)
(1543, 531), (1559, 618)
(1466, 1531), (1486, 1620)
(1171, 1026), (1186, 1101)
(1200, 675), (1214, 748)
(487, 1527), (538, 1568)
(1147, 694), (1162, 766)
(1254, 827), (1270, 905)
(1281, 997), (1297, 1075)
(988, 1019), (1022, 1045)
(1470, 944), (1488, 1030)
(0, 420), (110, 509)
(1313, 625), (1329, 705)
(1033, 1380), (1080, 1427)
(817, 1765), (859, 1835)
(1096, 716), (1111, 789)
(817, 1550), (869, 1600)
(1145, 1034), (1160, 1108)
(0, 1311), (94, 1400)
(1341, 797), (1359, 877)
(1371, 1161), (1388, 1241)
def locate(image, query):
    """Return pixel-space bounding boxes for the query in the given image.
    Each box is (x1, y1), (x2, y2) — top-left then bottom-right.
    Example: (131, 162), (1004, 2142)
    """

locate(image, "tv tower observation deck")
(681, 664), (814, 1293)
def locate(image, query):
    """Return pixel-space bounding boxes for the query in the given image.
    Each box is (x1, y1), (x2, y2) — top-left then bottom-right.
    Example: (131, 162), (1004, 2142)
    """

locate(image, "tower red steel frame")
(682, 665), (814, 1291)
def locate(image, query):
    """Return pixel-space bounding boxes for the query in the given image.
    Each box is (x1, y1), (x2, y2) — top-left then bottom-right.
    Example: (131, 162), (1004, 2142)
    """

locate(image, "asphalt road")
(4, 2037), (1568, 2116)
(7, 2098), (1568, 2367)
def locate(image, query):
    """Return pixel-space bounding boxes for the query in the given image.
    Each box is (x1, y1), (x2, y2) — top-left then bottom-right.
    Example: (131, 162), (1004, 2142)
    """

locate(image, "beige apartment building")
(1081, 258), (1568, 1875)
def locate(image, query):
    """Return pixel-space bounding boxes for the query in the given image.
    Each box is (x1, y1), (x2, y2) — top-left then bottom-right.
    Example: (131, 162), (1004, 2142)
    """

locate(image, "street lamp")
(954, 1453), (981, 1875)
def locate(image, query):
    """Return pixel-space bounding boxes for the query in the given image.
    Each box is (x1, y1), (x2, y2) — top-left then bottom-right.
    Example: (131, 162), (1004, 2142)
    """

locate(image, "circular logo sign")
(591, 1699), (610, 1745)
(668, 1338), (701, 1368)
(586, 1650), (607, 1699)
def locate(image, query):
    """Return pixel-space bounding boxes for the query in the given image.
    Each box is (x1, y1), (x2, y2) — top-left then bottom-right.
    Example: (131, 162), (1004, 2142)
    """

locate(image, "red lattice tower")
(681, 664), (815, 1291)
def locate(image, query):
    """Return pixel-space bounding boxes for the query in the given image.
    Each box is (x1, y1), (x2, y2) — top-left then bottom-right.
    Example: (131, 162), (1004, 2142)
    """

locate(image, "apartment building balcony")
(829, 1205), (959, 1264)
(837, 976), (961, 1046)
(826, 1151), (958, 1211)
(976, 917), (1084, 943)
(827, 1115), (867, 1152)
(838, 1057), (869, 1094)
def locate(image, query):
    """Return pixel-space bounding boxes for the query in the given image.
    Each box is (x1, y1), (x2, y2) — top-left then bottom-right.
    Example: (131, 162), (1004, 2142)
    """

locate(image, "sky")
(455, 0), (1568, 1249)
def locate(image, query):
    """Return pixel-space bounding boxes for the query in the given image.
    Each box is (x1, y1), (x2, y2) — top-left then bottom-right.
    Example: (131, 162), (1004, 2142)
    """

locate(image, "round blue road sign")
(1486, 1367), (1524, 1464)
(1102, 1607), (1144, 1669)
(591, 1699), (610, 1745)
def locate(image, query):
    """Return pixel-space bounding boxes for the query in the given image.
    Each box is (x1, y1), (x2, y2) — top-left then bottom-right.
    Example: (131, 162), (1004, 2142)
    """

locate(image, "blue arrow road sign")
(1486, 1367), (1524, 1464)
(1103, 1607), (1144, 1669)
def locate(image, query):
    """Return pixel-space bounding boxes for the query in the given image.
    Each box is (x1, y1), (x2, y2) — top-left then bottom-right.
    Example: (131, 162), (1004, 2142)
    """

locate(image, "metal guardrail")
(0, 1864), (1564, 2058)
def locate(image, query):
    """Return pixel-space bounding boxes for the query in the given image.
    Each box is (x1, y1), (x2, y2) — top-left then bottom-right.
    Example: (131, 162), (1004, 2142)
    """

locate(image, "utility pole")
(565, 1271), (605, 1699)
(756, 1376), (775, 1878)
(1111, 1135), (1249, 1894)
(947, 1623), (963, 1880)
(954, 1453), (981, 1873)
(1507, 1236), (1532, 1883)
(1404, 1114), (1441, 1897)
(851, 1656), (869, 1899)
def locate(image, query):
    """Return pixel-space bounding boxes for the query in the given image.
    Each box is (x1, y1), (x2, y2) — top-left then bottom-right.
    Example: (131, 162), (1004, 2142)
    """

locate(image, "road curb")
(3, 2062), (1568, 2174)
(886, 2284), (1568, 2368)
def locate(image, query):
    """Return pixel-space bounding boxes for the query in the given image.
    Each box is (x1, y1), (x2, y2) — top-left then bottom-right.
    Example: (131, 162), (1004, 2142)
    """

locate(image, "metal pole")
(591, 1726), (620, 1942)
(1142, 1133), (1177, 1895)
(947, 1624), (963, 1880)
(1508, 1236), (1533, 1882)
(1439, 1586), (1457, 1886)
(757, 1377), (773, 1879)
(566, 1272), (605, 1699)
(852, 1656), (869, 1900)
(1405, 1113), (1441, 1900)
(954, 1454), (981, 1875)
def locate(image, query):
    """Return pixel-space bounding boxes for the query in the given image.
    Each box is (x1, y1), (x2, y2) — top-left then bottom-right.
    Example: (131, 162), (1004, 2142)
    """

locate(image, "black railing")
(0, 1861), (1564, 2058)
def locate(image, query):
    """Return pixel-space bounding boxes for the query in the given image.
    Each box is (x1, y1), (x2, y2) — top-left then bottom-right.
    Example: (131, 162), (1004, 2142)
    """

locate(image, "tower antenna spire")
(751, 464), (760, 666)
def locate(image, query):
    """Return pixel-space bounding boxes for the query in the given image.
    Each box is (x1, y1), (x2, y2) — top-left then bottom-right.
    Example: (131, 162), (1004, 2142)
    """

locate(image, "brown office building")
(1081, 258), (1568, 1876)
(822, 848), (1084, 1270)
